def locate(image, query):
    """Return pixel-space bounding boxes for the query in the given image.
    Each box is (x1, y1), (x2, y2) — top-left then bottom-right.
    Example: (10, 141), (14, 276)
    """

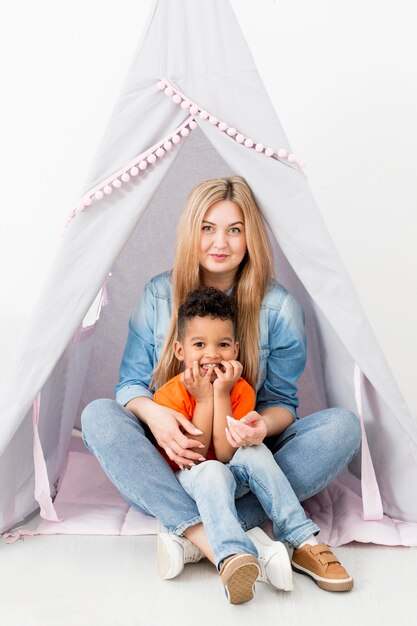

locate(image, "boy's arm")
(212, 361), (255, 463)
(190, 398), (213, 459)
(212, 388), (237, 463)
(181, 361), (214, 460)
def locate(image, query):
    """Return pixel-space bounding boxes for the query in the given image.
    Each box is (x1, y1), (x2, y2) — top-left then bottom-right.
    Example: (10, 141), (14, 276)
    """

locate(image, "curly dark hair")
(177, 287), (237, 340)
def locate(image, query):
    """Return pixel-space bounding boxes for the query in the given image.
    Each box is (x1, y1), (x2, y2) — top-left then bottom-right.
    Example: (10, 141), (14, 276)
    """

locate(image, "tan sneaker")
(291, 543), (354, 592)
(219, 554), (260, 604)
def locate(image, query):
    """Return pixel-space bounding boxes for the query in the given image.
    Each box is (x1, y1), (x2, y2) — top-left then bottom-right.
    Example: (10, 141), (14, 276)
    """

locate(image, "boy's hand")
(213, 360), (243, 394)
(181, 361), (213, 402)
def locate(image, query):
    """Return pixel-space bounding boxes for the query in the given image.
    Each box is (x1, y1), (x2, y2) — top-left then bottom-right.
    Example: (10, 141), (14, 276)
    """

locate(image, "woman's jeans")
(176, 444), (320, 568)
(81, 400), (361, 540)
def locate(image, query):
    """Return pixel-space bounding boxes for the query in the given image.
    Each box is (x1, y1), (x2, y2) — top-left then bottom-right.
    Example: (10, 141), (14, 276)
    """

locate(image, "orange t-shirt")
(154, 374), (255, 472)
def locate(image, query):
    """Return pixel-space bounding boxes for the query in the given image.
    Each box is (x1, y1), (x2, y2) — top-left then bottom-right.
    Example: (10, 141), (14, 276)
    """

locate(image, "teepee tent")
(1, 0), (417, 544)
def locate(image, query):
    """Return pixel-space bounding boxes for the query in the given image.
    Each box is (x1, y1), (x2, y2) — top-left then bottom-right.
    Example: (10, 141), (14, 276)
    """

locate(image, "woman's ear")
(234, 341), (239, 359)
(174, 340), (185, 361)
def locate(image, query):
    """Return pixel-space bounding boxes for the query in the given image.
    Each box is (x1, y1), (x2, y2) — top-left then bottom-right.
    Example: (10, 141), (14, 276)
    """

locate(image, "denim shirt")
(115, 270), (306, 419)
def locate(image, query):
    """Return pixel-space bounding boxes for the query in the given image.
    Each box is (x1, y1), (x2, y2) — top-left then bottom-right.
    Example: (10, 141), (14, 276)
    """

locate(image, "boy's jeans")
(81, 400), (361, 540)
(176, 444), (320, 568)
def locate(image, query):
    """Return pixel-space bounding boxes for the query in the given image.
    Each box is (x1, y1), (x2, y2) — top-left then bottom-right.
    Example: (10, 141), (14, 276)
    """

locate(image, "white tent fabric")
(1, 0), (417, 542)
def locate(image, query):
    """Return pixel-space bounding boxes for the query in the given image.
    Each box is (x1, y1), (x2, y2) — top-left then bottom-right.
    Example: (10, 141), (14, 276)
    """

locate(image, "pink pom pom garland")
(158, 78), (306, 170)
(62, 78), (305, 236)
(62, 112), (198, 234)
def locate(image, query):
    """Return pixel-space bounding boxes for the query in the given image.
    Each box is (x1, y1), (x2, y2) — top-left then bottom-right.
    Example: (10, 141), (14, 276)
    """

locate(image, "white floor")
(1, 520), (416, 626)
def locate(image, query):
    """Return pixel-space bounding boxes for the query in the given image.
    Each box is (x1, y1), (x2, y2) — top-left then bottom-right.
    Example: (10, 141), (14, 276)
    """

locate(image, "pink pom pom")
(236, 134), (245, 144)
(84, 197), (93, 206)
(121, 173), (130, 182)
(180, 127), (190, 137)
(157, 80), (166, 90)
(189, 120), (197, 130)
(265, 147), (274, 157)
(288, 153), (296, 162)
(181, 100), (191, 109)
(199, 110), (209, 120)
(164, 87), (174, 97)
(244, 139), (254, 148)
(173, 94), (182, 104)
(218, 122), (228, 131)
(226, 127), (236, 137)
(94, 190), (104, 200)
(147, 154), (157, 163)
(76, 201), (85, 212)
(255, 143), (264, 153)
(209, 116), (218, 125)
(139, 160), (148, 170)
(171, 134), (181, 144)
(112, 179), (122, 189)
(156, 147), (165, 157)
(104, 185), (113, 195)
(278, 149), (287, 158)
(130, 166), (139, 176)
(298, 160), (306, 168)
(190, 105), (199, 114)
(164, 141), (173, 151)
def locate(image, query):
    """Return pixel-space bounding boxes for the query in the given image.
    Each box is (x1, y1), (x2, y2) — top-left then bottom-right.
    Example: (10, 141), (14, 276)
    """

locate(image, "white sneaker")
(157, 523), (205, 579)
(246, 526), (294, 591)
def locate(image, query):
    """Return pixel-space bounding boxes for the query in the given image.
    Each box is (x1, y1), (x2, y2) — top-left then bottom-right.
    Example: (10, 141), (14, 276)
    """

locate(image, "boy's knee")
(233, 443), (271, 467)
(192, 460), (232, 485)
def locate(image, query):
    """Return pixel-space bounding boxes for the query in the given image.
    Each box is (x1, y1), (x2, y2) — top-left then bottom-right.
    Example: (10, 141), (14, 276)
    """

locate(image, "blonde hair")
(152, 175), (274, 389)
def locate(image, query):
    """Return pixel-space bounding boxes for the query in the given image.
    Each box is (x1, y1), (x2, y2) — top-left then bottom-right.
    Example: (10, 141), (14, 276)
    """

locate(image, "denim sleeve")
(114, 281), (156, 406)
(255, 293), (306, 420)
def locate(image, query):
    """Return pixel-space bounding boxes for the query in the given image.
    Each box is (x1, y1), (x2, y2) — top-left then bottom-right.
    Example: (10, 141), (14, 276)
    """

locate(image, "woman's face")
(199, 200), (247, 286)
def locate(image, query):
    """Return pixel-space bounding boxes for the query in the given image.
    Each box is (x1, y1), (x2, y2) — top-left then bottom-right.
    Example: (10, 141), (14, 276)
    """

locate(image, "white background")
(0, 0), (416, 418)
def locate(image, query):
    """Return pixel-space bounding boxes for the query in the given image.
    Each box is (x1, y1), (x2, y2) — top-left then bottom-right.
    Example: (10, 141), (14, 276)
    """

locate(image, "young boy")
(154, 287), (321, 604)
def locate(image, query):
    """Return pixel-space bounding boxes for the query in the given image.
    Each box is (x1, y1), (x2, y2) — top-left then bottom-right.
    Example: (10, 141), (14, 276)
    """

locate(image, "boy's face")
(174, 316), (239, 381)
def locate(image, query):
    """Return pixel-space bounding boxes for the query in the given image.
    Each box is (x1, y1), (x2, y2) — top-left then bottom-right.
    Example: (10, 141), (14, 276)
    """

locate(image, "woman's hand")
(146, 403), (206, 469)
(213, 360), (243, 394)
(225, 411), (267, 448)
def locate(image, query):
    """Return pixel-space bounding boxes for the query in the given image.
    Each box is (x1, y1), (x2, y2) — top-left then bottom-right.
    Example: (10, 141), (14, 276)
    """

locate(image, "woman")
(81, 175), (361, 590)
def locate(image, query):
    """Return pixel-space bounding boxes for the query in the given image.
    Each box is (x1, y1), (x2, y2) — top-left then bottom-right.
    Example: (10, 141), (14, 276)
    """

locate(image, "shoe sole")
(246, 527), (294, 591)
(222, 558), (260, 605)
(291, 562), (354, 592)
(157, 533), (183, 580)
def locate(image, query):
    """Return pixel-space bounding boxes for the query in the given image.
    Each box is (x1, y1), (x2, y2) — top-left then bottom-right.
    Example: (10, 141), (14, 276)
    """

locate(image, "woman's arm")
(258, 405), (295, 436)
(256, 291), (307, 423)
(115, 280), (158, 407)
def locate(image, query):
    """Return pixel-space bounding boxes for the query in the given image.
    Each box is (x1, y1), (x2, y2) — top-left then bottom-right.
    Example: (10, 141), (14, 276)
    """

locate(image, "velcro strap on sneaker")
(310, 544), (341, 565)
(318, 552), (340, 566)
(310, 544), (332, 556)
